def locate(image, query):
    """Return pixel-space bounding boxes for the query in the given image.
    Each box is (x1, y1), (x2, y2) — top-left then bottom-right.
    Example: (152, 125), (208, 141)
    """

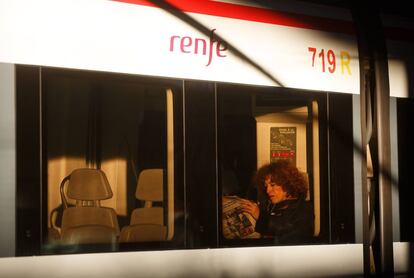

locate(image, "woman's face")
(264, 176), (288, 204)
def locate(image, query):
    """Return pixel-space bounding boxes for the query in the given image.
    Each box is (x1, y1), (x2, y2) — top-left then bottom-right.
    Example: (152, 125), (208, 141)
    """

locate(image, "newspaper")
(222, 196), (261, 239)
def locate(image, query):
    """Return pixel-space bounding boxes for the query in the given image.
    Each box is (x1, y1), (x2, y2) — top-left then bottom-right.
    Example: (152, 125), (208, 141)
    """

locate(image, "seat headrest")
(67, 168), (113, 200)
(136, 169), (163, 202)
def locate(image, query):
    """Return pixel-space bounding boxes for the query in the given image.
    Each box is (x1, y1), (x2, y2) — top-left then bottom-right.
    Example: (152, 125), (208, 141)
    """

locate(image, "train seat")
(119, 169), (167, 242)
(60, 168), (120, 245)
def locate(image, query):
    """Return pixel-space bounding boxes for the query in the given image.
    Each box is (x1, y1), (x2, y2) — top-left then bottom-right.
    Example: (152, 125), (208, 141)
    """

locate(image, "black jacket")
(255, 198), (314, 244)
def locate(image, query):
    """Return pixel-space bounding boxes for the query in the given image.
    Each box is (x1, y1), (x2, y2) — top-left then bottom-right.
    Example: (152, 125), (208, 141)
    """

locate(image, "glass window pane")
(41, 69), (182, 253)
(218, 84), (355, 246)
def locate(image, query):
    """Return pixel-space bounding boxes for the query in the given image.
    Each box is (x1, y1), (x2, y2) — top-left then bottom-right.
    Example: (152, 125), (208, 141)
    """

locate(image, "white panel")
(0, 244), (364, 277)
(0, 0), (359, 94)
(388, 59), (409, 98)
(0, 63), (15, 257)
(387, 40), (414, 98)
(394, 242), (412, 275)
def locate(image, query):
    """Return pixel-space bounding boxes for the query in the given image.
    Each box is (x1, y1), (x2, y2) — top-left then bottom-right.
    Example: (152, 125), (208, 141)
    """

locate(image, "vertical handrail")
(352, 3), (394, 276)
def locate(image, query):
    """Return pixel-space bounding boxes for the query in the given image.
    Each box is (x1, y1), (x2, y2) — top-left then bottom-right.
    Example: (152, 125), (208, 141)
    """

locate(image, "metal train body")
(0, 0), (413, 277)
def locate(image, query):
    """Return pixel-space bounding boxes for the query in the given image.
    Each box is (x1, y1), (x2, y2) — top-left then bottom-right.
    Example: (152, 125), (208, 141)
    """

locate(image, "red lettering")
(206, 29), (216, 66)
(309, 47), (345, 74)
(169, 35), (180, 52)
(327, 49), (336, 73)
(195, 38), (207, 55)
(170, 29), (227, 66)
(180, 36), (192, 53)
(318, 49), (325, 72)
(308, 47), (316, 67)
(216, 41), (227, 57)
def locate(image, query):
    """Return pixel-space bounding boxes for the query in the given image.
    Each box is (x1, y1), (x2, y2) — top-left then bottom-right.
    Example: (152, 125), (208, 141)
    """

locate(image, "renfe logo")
(169, 29), (228, 66)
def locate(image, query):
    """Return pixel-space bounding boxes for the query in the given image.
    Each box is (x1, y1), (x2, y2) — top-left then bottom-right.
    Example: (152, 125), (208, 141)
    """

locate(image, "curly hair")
(255, 160), (308, 199)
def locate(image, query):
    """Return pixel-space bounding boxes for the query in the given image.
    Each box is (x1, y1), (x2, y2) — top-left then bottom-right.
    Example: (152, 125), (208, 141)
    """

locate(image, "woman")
(240, 160), (314, 244)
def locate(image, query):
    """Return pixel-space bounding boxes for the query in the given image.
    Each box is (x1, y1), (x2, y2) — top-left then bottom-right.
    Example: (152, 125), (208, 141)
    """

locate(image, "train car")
(0, 0), (413, 277)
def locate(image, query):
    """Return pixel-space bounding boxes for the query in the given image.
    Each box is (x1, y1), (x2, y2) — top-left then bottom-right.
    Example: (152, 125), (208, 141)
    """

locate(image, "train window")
(17, 67), (184, 254)
(16, 67), (355, 255)
(217, 84), (355, 246)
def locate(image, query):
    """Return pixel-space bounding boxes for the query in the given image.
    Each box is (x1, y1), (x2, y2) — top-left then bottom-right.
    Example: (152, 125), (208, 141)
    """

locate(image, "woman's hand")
(240, 199), (260, 220)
